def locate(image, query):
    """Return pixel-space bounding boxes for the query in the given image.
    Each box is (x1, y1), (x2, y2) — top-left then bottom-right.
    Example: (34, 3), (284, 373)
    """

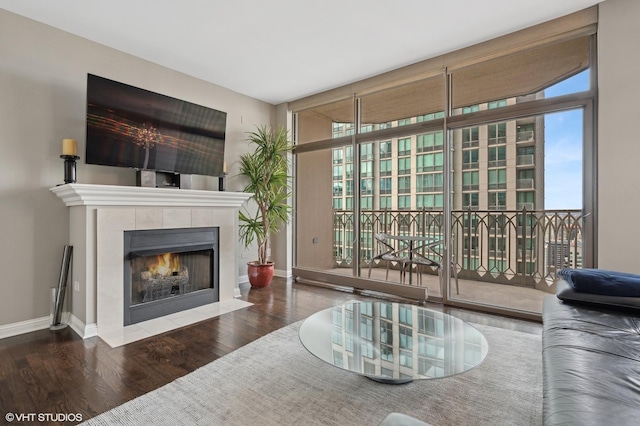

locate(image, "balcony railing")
(488, 136), (507, 145)
(516, 130), (535, 142)
(462, 162), (479, 170)
(517, 178), (535, 189)
(417, 144), (444, 153)
(333, 208), (583, 287)
(516, 155), (535, 166)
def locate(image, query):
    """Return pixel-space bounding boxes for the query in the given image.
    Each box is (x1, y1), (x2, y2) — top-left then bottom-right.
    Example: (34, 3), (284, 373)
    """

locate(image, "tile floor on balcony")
(330, 265), (550, 314)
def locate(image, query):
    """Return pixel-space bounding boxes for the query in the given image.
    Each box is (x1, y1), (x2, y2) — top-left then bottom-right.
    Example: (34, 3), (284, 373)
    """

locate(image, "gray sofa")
(542, 279), (640, 425)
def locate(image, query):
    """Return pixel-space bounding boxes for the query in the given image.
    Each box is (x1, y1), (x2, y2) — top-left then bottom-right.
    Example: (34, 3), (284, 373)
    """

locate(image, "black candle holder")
(218, 173), (227, 191)
(60, 155), (80, 184)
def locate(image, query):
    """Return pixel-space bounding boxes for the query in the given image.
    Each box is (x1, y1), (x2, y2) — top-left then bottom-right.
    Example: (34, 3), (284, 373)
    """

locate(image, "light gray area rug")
(84, 321), (542, 426)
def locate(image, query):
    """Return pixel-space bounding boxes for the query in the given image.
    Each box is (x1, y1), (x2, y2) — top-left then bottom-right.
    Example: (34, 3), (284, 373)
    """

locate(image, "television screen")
(85, 74), (226, 177)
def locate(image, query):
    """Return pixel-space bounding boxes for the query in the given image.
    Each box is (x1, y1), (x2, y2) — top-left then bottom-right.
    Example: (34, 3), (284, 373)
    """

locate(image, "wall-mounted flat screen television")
(85, 74), (226, 177)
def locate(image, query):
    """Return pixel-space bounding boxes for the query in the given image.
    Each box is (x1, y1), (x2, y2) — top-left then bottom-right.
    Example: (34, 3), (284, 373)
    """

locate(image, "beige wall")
(0, 9), (274, 327)
(597, 0), (640, 272)
(270, 103), (293, 276)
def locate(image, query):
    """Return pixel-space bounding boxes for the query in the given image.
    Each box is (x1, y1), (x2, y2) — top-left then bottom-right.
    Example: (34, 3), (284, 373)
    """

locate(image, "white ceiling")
(0, 0), (603, 105)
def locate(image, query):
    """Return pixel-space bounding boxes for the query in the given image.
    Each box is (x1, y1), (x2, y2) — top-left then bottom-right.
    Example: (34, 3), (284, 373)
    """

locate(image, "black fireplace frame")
(123, 227), (219, 326)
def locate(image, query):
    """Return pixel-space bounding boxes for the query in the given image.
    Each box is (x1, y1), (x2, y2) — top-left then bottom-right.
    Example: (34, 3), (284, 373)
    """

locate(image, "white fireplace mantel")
(50, 184), (252, 347)
(51, 183), (251, 207)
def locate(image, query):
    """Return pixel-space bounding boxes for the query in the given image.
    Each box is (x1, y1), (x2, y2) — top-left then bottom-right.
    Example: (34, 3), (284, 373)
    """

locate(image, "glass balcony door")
(448, 108), (588, 314)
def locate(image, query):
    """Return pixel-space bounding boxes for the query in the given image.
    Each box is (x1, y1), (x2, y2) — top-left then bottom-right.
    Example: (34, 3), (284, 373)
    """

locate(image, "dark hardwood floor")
(0, 277), (541, 425)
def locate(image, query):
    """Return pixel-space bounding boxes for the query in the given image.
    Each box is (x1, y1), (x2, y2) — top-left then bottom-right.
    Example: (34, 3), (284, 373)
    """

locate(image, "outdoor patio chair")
(368, 233), (409, 282)
(404, 248), (460, 294)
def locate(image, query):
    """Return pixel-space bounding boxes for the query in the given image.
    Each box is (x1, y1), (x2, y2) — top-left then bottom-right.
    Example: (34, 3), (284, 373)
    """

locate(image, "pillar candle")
(62, 139), (77, 156)
(223, 161), (227, 173)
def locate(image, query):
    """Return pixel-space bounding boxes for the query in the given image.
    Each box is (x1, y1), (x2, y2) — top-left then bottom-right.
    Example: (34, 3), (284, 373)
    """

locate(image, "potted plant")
(238, 125), (293, 288)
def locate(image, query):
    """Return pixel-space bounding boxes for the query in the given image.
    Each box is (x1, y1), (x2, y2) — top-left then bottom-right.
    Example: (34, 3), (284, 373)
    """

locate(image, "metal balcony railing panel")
(488, 137), (507, 145)
(331, 208), (583, 288)
(462, 162), (479, 170)
(462, 140), (480, 148)
(417, 145), (444, 153)
(517, 178), (535, 189)
(488, 183), (507, 190)
(516, 130), (535, 142)
(488, 160), (507, 168)
(516, 155), (535, 166)
(417, 186), (444, 193)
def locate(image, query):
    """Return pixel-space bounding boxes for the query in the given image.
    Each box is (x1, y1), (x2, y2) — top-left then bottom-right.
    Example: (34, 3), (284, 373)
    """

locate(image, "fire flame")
(147, 253), (180, 277)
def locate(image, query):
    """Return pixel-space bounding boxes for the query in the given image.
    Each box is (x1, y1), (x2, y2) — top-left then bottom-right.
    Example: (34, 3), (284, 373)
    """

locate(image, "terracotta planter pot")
(247, 261), (275, 288)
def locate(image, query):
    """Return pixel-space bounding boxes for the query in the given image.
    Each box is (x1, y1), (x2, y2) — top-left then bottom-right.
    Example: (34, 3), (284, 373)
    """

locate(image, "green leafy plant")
(238, 125), (293, 265)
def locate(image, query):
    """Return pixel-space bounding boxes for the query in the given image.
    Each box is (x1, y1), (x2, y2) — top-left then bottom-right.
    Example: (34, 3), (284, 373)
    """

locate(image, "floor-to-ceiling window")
(448, 106), (587, 312)
(291, 9), (597, 319)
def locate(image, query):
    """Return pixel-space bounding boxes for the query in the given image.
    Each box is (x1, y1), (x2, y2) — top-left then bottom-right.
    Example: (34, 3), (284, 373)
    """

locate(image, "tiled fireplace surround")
(51, 184), (252, 347)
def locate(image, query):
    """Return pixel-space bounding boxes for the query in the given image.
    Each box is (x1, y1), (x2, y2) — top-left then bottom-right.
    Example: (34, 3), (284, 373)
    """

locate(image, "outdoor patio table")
(384, 235), (442, 285)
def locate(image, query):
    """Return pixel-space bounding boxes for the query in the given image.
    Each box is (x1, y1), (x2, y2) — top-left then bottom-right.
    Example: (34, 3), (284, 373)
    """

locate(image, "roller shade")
(360, 76), (444, 124)
(299, 77), (444, 125)
(451, 36), (590, 109)
(298, 36), (589, 124)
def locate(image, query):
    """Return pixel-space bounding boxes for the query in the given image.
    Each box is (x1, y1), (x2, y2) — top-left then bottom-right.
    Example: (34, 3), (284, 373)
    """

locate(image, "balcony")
(488, 183), (507, 190)
(332, 208), (583, 290)
(462, 162), (479, 170)
(517, 178), (535, 189)
(516, 130), (535, 142)
(488, 136), (507, 145)
(417, 186), (444, 193)
(516, 155), (535, 166)
(417, 144), (444, 153)
(488, 160), (507, 168)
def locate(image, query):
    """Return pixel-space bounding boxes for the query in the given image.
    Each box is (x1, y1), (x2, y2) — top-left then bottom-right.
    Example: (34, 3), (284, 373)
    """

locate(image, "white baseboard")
(239, 274), (249, 284)
(0, 313), (98, 341)
(275, 269), (293, 279)
(68, 314), (98, 339)
(0, 316), (50, 339)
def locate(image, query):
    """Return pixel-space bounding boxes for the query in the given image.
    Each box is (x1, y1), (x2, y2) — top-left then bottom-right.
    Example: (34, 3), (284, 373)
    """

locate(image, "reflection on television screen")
(85, 74), (226, 177)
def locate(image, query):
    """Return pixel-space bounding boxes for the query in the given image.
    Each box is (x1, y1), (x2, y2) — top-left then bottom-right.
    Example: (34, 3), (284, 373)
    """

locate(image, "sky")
(542, 70), (588, 210)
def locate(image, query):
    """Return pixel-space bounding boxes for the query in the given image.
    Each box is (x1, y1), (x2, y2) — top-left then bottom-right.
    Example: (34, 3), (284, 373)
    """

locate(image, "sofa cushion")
(558, 268), (640, 296)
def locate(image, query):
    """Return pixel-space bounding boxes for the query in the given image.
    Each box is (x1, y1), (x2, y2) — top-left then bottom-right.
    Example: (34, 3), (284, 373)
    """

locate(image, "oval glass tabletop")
(299, 301), (488, 384)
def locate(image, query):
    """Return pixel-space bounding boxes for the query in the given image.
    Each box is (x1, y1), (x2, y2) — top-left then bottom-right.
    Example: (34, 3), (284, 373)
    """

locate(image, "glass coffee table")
(299, 301), (488, 384)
